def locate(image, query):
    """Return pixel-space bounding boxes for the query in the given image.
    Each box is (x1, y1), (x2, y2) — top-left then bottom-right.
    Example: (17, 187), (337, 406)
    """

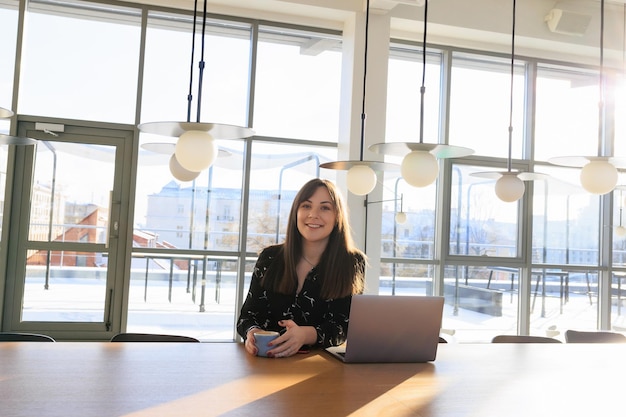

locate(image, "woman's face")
(296, 186), (337, 245)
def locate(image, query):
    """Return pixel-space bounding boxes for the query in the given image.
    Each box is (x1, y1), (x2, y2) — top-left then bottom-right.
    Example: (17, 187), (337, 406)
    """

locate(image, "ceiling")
(127, 0), (626, 66)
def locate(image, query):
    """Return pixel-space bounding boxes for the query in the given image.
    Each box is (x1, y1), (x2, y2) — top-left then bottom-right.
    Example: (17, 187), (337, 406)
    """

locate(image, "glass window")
(534, 64), (598, 162)
(615, 73), (626, 156)
(449, 163), (521, 258)
(135, 139), (245, 252)
(379, 261), (434, 296)
(246, 141), (337, 253)
(20, 134), (122, 324)
(19, 0), (140, 123)
(126, 254), (240, 340)
(386, 45), (441, 144)
(378, 174), (437, 261)
(442, 265), (519, 343)
(141, 11), (251, 127)
(253, 26), (342, 141)
(532, 165), (599, 266)
(614, 187), (626, 267)
(0, 0), (17, 115)
(449, 52), (524, 158)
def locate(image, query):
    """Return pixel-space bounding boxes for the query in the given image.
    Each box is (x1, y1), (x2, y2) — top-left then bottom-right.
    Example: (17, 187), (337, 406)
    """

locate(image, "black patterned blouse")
(236, 245), (362, 349)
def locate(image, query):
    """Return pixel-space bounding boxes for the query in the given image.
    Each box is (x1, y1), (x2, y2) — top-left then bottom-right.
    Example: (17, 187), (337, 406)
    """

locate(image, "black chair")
(0, 332), (56, 342)
(110, 332), (199, 342)
(491, 335), (562, 343)
(564, 330), (626, 343)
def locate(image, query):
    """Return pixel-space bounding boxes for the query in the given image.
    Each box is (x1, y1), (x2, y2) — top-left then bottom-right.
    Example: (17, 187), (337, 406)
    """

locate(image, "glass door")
(2, 120), (133, 339)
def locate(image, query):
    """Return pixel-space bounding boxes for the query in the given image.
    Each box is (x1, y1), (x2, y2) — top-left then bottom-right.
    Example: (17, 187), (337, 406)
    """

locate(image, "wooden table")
(0, 342), (623, 417)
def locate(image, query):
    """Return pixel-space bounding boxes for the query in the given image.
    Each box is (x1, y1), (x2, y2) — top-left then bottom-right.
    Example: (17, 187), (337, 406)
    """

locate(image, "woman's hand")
(244, 328), (262, 356)
(266, 320), (317, 358)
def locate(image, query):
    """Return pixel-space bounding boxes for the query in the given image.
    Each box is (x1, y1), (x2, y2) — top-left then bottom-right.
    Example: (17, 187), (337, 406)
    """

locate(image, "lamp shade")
(175, 130), (218, 172)
(495, 173), (525, 202)
(169, 154), (201, 182)
(401, 150), (439, 187)
(347, 165), (377, 195)
(579, 160), (618, 195)
(0, 106), (14, 118)
(615, 226), (626, 238)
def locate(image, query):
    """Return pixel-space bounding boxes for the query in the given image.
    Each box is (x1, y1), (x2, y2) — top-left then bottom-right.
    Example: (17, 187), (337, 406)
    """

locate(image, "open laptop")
(325, 294), (444, 363)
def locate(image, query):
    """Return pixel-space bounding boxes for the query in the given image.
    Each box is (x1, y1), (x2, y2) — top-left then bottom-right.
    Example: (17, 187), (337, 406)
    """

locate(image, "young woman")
(237, 178), (366, 358)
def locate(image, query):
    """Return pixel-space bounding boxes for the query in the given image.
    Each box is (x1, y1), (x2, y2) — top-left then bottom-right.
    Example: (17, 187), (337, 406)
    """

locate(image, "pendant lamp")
(0, 106), (37, 145)
(319, 0), (398, 196)
(369, 0), (473, 188)
(471, 0), (546, 203)
(138, 0), (253, 173)
(549, 0), (626, 194)
(141, 142), (231, 182)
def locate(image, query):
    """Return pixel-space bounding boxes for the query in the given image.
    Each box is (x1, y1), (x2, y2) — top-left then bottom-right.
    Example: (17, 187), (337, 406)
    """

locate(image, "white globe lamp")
(347, 165), (377, 196)
(495, 173), (526, 202)
(580, 160), (618, 195)
(615, 226), (626, 238)
(169, 154), (201, 182)
(395, 211), (407, 224)
(175, 130), (218, 172)
(401, 151), (439, 187)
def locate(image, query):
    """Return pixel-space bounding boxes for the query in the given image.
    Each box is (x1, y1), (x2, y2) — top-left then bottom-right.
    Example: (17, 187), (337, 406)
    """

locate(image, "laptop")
(325, 294), (444, 363)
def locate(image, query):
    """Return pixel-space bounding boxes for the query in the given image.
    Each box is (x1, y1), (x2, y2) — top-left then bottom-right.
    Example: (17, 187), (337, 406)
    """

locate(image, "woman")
(237, 178), (366, 358)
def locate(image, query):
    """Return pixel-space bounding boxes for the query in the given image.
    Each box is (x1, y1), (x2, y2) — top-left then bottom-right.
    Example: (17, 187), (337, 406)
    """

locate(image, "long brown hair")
(262, 178), (366, 299)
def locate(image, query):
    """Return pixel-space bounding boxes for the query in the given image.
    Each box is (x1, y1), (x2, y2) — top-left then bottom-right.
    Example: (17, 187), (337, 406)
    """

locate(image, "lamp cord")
(196, 0), (208, 123)
(418, 0), (428, 144)
(359, 0), (370, 162)
(186, 0), (199, 123)
(506, 0), (516, 173)
(598, 0), (605, 155)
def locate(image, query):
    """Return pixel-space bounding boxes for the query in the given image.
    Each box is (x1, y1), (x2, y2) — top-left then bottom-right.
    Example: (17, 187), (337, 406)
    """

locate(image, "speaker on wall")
(545, 8), (592, 36)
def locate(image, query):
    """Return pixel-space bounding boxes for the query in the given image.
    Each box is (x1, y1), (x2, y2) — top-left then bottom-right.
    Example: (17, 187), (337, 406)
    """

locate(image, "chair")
(491, 335), (562, 343)
(110, 332), (199, 342)
(564, 330), (626, 343)
(0, 332), (56, 342)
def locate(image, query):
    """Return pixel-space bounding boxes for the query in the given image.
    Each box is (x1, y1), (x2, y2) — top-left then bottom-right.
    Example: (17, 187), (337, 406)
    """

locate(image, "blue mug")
(255, 331), (279, 357)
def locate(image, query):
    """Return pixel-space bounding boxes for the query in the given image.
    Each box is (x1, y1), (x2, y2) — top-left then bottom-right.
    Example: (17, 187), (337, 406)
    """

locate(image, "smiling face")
(296, 185), (337, 246)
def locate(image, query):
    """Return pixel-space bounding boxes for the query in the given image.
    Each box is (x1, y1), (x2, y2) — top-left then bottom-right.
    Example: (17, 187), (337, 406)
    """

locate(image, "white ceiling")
(128, 0), (626, 65)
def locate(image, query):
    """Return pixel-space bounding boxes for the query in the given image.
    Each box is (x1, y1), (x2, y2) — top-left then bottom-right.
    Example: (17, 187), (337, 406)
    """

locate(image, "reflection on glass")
(449, 164), (520, 258)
